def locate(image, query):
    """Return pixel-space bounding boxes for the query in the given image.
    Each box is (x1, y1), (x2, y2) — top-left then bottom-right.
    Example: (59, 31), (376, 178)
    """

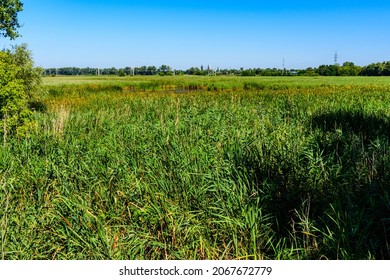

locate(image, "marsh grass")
(0, 76), (389, 259)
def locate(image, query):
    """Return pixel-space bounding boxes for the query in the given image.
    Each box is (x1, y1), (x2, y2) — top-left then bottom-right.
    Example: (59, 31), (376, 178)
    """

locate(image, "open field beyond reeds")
(1, 76), (389, 259)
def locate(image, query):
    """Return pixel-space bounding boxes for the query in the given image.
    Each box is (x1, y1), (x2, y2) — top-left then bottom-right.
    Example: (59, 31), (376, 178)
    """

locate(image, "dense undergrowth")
(0, 76), (389, 259)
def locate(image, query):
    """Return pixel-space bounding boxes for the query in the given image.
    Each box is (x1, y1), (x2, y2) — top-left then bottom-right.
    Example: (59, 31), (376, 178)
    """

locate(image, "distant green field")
(43, 75), (390, 88)
(1, 76), (389, 259)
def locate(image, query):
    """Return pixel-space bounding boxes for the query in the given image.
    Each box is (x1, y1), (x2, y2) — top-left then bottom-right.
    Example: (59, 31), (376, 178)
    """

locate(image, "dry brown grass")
(51, 105), (70, 138)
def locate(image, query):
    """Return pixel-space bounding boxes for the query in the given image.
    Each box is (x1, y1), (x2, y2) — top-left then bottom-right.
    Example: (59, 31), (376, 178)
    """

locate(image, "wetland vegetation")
(1, 76), (389, 259)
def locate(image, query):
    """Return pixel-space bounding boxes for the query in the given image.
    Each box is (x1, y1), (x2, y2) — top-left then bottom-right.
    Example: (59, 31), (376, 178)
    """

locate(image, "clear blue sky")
(3, 0), (390, 69)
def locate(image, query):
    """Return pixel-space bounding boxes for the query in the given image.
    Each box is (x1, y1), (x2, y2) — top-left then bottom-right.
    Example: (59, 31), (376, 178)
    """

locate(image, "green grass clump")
(1, 76), (389, 259)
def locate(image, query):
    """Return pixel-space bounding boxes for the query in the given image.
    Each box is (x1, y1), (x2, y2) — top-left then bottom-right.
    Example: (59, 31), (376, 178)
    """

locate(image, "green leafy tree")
(1, 1), (42, 139)
(0, 0), (23, 40)
(118, 68), (126, 76)
(1, 45), (41, 138)
(158, 64), (173, 76)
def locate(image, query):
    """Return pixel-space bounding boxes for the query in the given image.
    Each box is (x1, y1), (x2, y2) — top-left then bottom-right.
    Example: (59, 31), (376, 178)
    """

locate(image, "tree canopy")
(0, 0), (23, 40)
(0, 45), (41, 137)
(1, 1), (42, 139)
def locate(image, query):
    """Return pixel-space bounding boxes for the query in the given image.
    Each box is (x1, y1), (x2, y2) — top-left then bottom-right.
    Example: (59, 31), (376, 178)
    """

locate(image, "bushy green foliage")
(0, 0), (23, 40)
(1, 76), (389, 260)
(0, 44), (42, 138)
(361, 61), (390, 76)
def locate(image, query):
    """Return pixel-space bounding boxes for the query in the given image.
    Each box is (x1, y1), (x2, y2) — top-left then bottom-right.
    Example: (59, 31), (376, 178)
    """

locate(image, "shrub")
(0, 44), (41, 138)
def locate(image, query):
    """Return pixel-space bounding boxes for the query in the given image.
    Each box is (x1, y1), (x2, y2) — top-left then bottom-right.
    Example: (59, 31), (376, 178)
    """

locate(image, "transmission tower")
(334, 51), (339, 66)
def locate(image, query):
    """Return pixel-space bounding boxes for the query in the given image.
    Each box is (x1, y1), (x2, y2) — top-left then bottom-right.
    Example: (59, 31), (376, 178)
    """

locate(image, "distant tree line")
(301, 61), (390, 76)
(43, 61), (390, 77)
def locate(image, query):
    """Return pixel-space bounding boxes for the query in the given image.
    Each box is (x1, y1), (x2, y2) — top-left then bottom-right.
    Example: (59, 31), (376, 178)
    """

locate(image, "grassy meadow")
(1, 75), (389, 259)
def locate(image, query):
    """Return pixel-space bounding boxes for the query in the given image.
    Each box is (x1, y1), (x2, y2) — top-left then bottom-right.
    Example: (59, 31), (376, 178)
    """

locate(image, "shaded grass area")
(1, 78), (390, 259)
